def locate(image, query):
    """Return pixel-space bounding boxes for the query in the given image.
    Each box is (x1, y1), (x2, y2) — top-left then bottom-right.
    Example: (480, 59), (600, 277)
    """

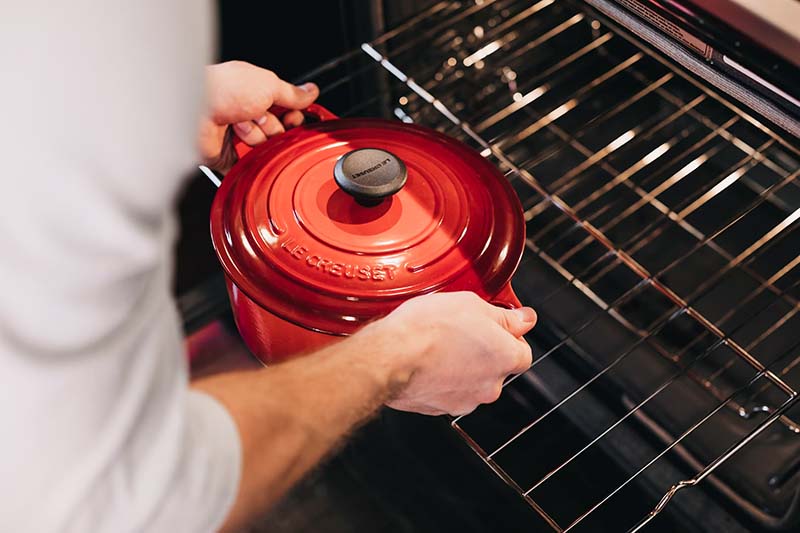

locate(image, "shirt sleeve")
(0, 2), (242, 532)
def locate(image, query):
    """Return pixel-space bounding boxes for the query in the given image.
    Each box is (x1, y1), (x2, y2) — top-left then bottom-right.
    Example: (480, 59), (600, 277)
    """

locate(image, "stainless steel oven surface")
(278, 1), (800, 531)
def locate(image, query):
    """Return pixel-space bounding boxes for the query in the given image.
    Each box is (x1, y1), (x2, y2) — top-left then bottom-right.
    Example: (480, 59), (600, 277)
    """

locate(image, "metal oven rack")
(298, 0), (800, 531)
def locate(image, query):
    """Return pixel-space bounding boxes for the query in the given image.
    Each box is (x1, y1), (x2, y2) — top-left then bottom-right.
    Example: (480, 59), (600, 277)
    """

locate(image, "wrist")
(352, 317), (428, 401)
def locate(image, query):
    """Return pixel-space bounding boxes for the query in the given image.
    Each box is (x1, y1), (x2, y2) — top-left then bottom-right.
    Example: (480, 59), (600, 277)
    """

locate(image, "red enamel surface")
(226, 280), (336, 364)
(211, 109), (525, 363)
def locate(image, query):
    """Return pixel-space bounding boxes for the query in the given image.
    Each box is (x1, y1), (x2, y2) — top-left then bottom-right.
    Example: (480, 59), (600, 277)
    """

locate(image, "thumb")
(496, 306), (537, 338)
(271, 80), (319, 110)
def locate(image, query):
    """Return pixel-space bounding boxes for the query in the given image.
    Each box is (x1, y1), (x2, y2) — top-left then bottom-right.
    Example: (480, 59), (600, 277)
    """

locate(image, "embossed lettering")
(281, 238), (298, 253)
(351, 158), (392, 178)
(281, 238), (308, 260)
(281, 237), (406, 283)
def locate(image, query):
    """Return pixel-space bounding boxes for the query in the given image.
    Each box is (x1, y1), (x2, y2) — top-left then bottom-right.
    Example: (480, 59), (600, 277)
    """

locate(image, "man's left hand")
(199, 61), (319, 172)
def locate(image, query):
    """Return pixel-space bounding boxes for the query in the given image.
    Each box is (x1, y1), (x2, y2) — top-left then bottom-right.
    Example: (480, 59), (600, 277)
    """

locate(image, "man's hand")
(199, 61), (319, 172)
(195, 291), (536, 531)
(375, 292), (536, 416)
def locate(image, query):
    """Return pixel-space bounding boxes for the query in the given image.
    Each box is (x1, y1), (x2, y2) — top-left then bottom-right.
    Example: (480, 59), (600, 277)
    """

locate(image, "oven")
(181, 1), (800, 531)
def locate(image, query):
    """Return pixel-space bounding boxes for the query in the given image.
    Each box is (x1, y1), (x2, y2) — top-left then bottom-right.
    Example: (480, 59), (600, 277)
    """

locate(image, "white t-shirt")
(0, 2), (241, 531)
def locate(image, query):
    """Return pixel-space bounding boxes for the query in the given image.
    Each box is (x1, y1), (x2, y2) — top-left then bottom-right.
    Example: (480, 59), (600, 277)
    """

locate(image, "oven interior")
(183, 1), (800, 531)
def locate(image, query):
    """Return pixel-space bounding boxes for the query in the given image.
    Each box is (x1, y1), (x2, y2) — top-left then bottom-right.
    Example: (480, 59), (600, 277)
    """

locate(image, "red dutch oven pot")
(210, 104), (525, 364)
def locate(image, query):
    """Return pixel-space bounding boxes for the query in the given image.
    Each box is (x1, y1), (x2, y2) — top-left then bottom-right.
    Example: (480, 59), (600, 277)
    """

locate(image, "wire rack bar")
(356, 1), (800, 528)
(627, 393), (800, 533)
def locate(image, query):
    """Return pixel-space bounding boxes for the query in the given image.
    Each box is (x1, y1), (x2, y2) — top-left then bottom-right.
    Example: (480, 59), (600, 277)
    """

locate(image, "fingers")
(282, 110), (305, 129)
(233, 111), (287, 147)
(254, 112), (284, 137)
(488, 319), (533, 376)
(233, 120), (266, 146)
(271, 79), (319, 110)
(481, 340), (530, 408)
(487, 312), (534, 387)
(492, 305), (537, 338)
(203, 62), (319, 159)
(508, 338), (533, 375)
(230, 104), (308, 149)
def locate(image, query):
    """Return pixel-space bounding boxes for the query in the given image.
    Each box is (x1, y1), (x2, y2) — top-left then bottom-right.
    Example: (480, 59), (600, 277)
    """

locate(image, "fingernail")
(512, 307), (536, 323)
(298, 82), (317, 92)
(256, 115), (268, 125)
(234, 121), (253, 135)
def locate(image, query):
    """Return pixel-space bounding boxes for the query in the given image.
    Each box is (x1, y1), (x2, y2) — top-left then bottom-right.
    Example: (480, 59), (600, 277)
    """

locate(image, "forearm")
(192, 322), (413, 532)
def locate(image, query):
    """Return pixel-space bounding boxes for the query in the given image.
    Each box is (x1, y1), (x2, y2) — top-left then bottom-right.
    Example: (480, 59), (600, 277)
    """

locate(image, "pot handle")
(491, 284), (522, 309)
(233, 103), (339, 159)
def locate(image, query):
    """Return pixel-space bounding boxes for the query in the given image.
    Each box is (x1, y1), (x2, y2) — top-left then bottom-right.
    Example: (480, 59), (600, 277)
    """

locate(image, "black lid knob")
(333, 148), (407, 206)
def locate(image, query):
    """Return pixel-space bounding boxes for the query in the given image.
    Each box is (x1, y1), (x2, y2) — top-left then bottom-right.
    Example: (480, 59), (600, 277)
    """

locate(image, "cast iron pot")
(210, 104), (525, 364)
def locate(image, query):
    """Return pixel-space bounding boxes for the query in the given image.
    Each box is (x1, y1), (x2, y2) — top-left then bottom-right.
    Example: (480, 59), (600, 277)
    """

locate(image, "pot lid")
(210, 116), (525, 335)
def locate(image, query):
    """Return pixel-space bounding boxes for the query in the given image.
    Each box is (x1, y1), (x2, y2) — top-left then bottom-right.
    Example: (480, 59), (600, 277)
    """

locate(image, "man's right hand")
(195, 290), (536, 531)
(371, 291), (537, 416)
